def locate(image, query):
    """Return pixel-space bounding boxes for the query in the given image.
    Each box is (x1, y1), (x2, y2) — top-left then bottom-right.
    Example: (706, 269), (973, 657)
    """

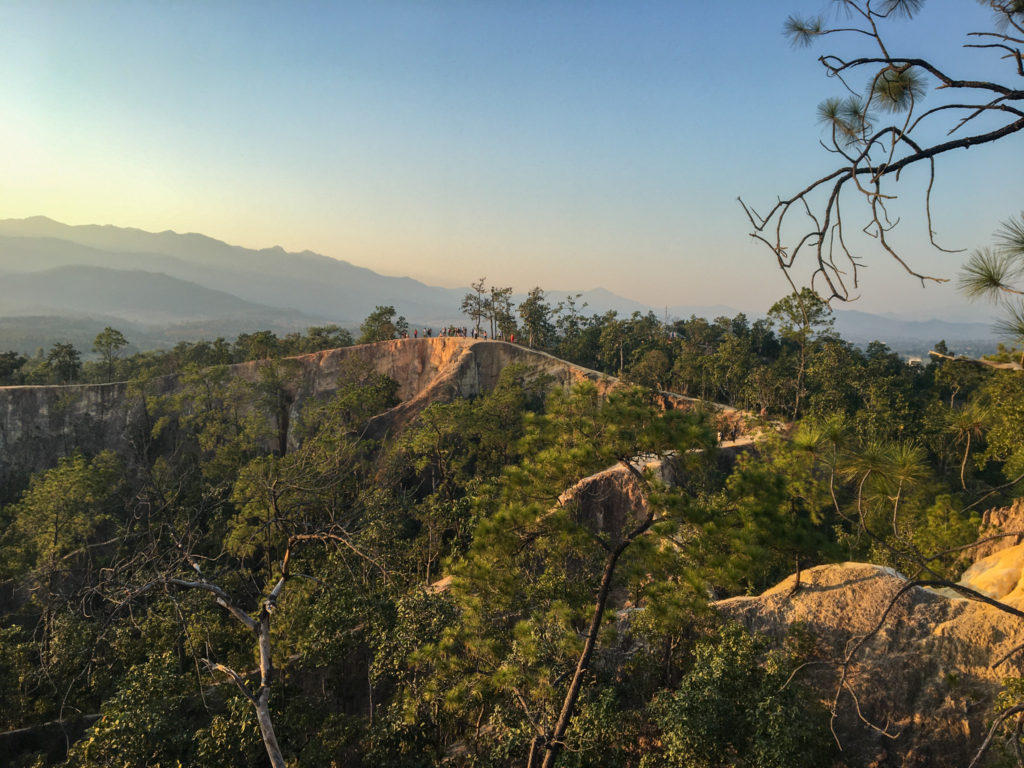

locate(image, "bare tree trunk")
(526, 736), (539, 768)
(255, 693), (286, 768)
(164, 565), (291, 768)
(793, 341), (806, 421)
(539, 510), (652, 768)
(255, 603), (286, 768)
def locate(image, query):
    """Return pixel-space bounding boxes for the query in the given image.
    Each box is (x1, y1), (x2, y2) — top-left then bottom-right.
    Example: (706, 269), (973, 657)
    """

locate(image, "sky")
(0, 0), (1020, 320)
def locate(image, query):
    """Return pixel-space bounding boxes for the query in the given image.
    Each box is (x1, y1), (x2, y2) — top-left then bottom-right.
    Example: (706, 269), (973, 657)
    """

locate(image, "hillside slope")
(0, 337), (740, 487)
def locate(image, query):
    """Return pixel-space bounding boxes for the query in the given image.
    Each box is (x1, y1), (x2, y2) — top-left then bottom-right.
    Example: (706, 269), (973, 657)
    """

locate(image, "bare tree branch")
(744, 1), (1024, 300)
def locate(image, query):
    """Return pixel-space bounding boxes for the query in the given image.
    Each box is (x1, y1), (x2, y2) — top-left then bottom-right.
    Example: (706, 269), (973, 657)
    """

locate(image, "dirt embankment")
(0, 338), (743, 487)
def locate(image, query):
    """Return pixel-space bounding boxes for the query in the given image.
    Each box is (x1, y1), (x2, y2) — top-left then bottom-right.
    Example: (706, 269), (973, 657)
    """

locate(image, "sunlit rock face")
(717, 559), (1024, 768)
(0, 338), (728, 488)
(952, 497), (1024, 610)
(960, 543), (1024, 608)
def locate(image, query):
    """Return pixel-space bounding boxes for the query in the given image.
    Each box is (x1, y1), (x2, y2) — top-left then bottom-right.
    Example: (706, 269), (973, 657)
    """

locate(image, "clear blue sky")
(1, 0), (1018, 319)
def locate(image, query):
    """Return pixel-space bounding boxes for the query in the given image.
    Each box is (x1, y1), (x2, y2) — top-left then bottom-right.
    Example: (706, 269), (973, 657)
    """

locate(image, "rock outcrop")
(718, 562), (1024, 767)
(972, 498), (1024, 561)
(957, 501), (1024, 610)
(0, 379), (168, 491)
(557, 455), (684, 541)
(0, 338), (743, 488)
(960, 542), (1024, 610)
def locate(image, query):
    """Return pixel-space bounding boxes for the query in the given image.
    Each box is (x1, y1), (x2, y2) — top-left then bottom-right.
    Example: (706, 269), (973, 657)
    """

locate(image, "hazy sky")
(1, 0), (1019, 319)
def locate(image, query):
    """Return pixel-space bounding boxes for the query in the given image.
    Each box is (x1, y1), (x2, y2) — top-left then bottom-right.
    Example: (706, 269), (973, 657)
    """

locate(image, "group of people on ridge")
(401, 327), (515, 343)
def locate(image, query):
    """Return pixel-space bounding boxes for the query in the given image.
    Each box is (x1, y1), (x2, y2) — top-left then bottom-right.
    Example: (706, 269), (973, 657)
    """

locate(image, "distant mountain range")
(831, 310), (996, 349)
(0, 217), (469, 325)
(0, 265), (325, 326)
(0, 216), (1002, 357)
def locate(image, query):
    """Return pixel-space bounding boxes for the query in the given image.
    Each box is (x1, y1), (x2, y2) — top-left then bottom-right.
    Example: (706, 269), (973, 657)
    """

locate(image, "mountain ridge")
(0, 265), (327, 327)
(0, 216), (1002, 355)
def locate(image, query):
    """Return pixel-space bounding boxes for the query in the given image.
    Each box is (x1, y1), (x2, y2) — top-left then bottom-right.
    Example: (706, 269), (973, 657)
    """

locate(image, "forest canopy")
(2, 285), (1024, 766)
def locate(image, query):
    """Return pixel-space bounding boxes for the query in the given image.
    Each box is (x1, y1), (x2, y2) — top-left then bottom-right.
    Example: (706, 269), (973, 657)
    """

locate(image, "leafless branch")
(968, 703), (1024, 768)
(745, 2), (1024, 300)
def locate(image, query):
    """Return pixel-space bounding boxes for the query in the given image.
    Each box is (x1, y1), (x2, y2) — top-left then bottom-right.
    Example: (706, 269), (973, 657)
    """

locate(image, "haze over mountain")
(0, 265), (326, 326)
(0, 217), (468, 325)
(830, 310), (996, 351)
(0, 216), (1002, 356)
(0, 216), (737, 326)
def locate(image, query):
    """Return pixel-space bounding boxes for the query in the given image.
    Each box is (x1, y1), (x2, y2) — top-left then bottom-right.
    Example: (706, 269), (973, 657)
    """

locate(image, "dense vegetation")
(5, 0), (1023, 761)
(0, 324), (356, 386)
(4, 286), (1024, 766)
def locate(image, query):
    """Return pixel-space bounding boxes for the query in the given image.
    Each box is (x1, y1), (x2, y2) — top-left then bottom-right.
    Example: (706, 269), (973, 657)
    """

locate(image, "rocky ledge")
(719, 554), (1024, 767)
(0, 338), (744, 488)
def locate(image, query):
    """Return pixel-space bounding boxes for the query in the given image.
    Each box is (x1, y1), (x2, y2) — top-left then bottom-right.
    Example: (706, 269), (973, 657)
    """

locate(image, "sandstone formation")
(0, 379), (166, 491)
(719, 561), (1024, 767)
(972, 498), (1024, 561)
(960, 542), (1024, 610)
(556, 455), (683, 540)
(958, 501), (1024, 610)
(0, 338), (744, 488)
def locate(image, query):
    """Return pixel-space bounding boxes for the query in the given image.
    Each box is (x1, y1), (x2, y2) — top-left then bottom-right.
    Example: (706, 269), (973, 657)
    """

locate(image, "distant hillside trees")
(234, 330), (281, 361)
(767, 288), (834, 419)
(359, 305), (401, 344)
(45, 342), (81, 384)
(461, 277), (489, 332)
(458, 284), (851, 416)
(451, 284), (946, 439)
(0, 324), (358, 385)
(517, 286), (555, 348)
(460, 279), (517, 338)
(92, 327), (128, 383)
(291, 324), (353, 352)
(0, 350), (26, 385)
(0, 293), (953, 444)
(491, 285), (516, 338)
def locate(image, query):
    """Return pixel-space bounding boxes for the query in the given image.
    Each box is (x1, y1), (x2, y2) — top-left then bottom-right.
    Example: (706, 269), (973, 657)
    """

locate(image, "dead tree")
(137, 545), (293, 768)
(740, 0), (1024, 301)
(126, 529), (378, 768)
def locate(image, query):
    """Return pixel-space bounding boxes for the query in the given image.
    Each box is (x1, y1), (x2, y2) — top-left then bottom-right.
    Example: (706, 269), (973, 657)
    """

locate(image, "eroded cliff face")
(0, 338), (733, 488)
(0, 381), (156, 491)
